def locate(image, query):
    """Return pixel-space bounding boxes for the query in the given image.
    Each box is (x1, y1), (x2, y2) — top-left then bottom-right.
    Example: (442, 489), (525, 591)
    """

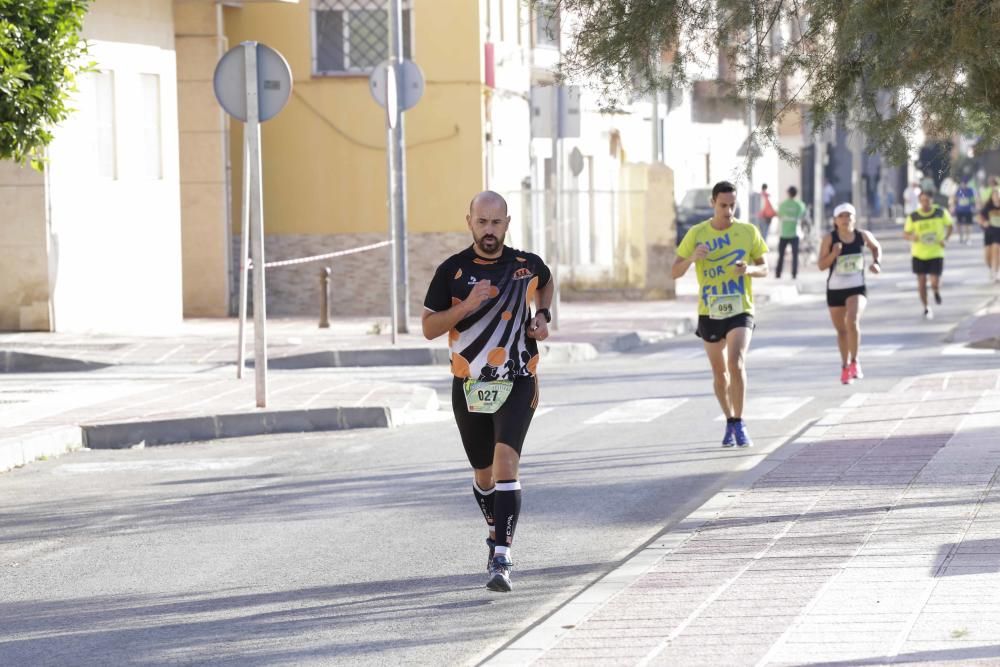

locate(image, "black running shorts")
(695, 313), (755, 343)
(912, 257), (944, 275)
(451, 375), (538, 470)
(986, 227), (1000, 246)
(956, 212), (974, 225)
(826, 286), (867, 308)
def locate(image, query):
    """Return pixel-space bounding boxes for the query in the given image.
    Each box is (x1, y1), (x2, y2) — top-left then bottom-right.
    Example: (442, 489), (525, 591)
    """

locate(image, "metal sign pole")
(389, 0), (409, 335)
(244, 42), (268, 408)
(236, 135), (250, 379)
(385, 63), (399, 345)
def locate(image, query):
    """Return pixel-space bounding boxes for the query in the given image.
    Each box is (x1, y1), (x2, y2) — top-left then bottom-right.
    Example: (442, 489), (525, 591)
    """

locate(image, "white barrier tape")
(246, 240), (393, 269)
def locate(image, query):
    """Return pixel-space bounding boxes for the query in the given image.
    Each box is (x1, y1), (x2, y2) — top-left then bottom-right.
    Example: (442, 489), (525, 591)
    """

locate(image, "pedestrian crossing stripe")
(585, 398), (689, 424)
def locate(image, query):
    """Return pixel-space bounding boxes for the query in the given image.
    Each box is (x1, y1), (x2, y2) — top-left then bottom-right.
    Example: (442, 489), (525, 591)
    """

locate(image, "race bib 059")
(708, 294), (745, 320)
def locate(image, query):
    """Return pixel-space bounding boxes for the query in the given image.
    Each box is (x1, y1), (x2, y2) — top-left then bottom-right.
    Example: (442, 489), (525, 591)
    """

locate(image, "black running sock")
(473, 482), (495, 533)
(493, 479), (522, 553)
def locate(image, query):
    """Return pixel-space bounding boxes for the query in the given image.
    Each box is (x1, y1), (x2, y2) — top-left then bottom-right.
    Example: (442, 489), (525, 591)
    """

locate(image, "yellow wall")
(224, 0), (485, 237)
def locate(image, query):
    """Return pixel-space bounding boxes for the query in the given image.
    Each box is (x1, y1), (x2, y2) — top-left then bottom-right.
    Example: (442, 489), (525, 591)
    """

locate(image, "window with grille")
(534, 0), (559, 48)
(312, 0), (413, 75)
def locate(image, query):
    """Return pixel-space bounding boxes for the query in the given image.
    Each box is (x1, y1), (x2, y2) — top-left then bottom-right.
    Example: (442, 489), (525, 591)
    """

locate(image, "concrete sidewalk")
(488, 368), (1000, 666)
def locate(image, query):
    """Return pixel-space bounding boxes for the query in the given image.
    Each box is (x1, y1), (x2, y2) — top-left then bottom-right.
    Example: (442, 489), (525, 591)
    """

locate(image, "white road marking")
(942, 344), (996, 356)
(533, 407), (554, 418)
(153, 345), (185, 363)
(53, 457), (271, 474)
(864, 345), (902, 356)
(751, 346), (805, 359)
(585, 398), (688, 424)
(642, 348), (704, 361)
(714, 395), (813, 421)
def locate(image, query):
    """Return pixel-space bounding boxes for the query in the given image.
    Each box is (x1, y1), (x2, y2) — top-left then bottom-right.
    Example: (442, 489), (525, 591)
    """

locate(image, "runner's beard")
(476, 232), (503, 254)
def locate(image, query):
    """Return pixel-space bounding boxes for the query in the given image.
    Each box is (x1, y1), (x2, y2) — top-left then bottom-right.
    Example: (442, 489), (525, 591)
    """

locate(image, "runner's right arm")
(817, 234), (841, 271)
(422, 281), (491, 340)
(672, 229), (709, 279)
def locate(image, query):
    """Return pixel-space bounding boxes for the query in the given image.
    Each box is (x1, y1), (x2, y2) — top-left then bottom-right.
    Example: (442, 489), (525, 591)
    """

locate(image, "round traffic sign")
(369, 59), (425, 113)
(213, 42), (292, 122)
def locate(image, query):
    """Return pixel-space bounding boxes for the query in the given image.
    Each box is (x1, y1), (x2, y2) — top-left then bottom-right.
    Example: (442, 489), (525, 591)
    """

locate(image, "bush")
(0, 0), (91, 169)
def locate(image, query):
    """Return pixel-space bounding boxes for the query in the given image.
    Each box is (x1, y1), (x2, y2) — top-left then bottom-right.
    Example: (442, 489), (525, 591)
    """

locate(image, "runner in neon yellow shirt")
(903, 190), (953, 319)
(673, 181), (769, 448)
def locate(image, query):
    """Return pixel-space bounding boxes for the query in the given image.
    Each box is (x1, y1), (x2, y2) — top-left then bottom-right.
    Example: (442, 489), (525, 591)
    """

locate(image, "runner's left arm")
(861, 230), (883, 272)
(743, 256), (768, 278)
(527, 262), (554, 340)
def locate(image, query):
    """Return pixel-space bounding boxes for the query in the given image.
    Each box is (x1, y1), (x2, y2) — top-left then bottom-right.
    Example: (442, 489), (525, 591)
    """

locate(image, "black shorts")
(695, 313), (755, 343)
(956, 212), (974, 225)
(826, 285), (867, 307)
(912, 257), (944, 275)
(451, 375), (538, 469)
(986, 227), (1000, 246)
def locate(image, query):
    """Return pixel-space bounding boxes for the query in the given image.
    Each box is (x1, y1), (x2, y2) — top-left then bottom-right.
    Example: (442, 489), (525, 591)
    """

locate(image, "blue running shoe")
(733, 420), (753, 448)
(722, 421), (736, 448)
(487, 555), (513, 592)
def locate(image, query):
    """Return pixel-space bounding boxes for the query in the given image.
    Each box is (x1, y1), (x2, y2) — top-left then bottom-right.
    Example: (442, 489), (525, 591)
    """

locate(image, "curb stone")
(0, 351), (110, 374)
(81, 406), (392, 449)
(0, 427), (83, 473)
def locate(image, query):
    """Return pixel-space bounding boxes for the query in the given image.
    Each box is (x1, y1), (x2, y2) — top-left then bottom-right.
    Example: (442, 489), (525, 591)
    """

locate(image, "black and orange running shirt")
(424, 245), (551, 381)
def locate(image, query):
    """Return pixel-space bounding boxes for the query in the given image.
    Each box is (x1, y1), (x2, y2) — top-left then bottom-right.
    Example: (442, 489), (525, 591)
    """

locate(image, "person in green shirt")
(673, 181), (769, 448)
(903, 190), (953, 319)
(775, 186), (807, 279)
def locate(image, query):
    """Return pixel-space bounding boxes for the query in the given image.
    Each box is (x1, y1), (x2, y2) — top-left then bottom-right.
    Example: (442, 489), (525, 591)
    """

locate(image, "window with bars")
(312, 0), (413, 75)
(534, 0), (559, 48)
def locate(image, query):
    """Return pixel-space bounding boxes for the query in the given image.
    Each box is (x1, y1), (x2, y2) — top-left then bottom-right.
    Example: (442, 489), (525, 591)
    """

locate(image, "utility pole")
(813, 130), (825, 236)
(388, 0), (409, 334)
(550, 87), (563, 330)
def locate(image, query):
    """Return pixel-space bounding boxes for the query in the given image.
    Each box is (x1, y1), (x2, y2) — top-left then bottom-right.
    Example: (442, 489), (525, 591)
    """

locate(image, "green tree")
(556, 0), (1000, 164)
(0, 0), (91, 169)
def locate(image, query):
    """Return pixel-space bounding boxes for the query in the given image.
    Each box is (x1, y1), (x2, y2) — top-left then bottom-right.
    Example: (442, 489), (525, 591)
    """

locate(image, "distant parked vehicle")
(675, 187), (742, 245)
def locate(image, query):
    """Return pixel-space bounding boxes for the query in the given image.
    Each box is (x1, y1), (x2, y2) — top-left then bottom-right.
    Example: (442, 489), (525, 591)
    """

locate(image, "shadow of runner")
(0, 562), (605, 666)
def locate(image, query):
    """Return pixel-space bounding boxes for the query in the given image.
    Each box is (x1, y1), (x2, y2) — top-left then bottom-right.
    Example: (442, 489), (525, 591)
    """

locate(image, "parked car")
(675, 186), (741, 244)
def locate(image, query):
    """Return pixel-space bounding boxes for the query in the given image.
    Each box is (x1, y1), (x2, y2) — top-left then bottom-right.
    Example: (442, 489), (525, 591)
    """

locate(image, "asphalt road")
(0, 238), (996, 666)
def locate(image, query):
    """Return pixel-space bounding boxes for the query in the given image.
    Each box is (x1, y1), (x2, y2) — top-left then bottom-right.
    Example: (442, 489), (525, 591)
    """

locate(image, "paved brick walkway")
(492, 369), (1000, 666)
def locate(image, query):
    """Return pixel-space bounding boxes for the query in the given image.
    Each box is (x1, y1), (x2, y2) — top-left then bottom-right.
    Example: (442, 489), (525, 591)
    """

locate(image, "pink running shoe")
(849, 360), (863, 380)
(841, 366), (852, 385)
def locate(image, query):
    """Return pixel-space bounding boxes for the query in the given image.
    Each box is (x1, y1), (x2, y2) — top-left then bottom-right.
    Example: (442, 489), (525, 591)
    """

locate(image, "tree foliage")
(556, 0), (1000, 165)
(0, 0), (91, 169)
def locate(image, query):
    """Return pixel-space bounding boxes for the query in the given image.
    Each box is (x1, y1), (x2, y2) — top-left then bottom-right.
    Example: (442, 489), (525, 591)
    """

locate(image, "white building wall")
(46, 3), (183, 333)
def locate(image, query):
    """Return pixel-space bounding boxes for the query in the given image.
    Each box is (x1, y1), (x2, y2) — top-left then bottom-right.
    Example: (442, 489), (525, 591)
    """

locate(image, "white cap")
(833, 202), (856, 217)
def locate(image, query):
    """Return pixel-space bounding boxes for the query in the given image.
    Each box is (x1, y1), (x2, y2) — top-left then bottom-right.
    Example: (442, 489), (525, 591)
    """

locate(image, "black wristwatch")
(536, 308), (552, 323)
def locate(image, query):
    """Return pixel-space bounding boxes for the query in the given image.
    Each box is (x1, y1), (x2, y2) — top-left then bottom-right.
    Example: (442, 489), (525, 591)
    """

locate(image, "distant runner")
(903, 190), (953, 320)
(817, 203), (883, 384)
(673, 181), (769, 448)
(980, 188), (1000, 283)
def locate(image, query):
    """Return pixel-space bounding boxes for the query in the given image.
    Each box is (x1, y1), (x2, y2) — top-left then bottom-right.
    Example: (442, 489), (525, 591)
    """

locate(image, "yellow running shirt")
(904, 206), (952, 260)
(678, 220), (769, 318)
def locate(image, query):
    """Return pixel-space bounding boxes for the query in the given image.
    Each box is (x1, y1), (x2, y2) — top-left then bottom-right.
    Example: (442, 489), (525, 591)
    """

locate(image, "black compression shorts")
(826, 286), (867, 307)
(912, 257), (944, 275)
(451, 375), (538, 470)
(695, 313), (755, 343)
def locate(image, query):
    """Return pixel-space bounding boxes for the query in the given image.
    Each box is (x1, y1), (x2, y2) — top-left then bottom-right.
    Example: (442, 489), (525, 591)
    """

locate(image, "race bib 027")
(463, 379), (513, 414)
